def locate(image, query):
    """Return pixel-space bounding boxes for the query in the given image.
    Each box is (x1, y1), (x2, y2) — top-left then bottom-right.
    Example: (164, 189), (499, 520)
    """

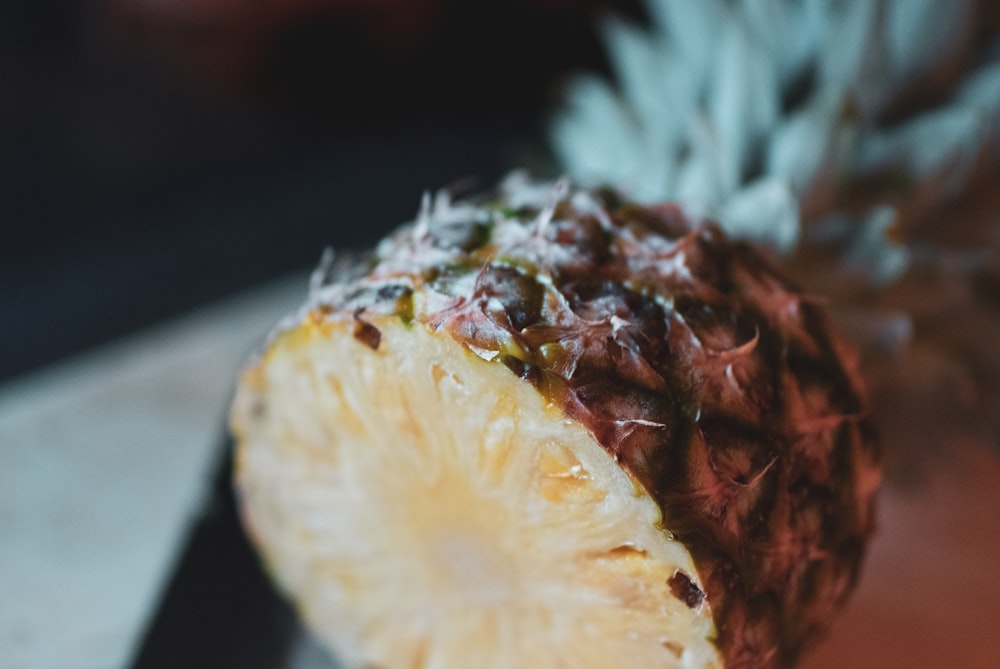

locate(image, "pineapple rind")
(236, 179), (879, 668)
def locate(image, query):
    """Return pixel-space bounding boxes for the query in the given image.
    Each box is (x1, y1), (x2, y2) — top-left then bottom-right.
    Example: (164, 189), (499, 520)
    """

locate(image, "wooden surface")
(0, 276), (305, 669)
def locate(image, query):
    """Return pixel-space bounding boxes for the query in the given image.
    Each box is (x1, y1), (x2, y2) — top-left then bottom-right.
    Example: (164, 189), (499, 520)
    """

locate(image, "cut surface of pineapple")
(233, 317), (722, 669)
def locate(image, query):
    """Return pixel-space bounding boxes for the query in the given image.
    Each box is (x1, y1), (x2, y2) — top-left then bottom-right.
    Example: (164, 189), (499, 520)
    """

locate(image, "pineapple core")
(233, 316), (722, 669)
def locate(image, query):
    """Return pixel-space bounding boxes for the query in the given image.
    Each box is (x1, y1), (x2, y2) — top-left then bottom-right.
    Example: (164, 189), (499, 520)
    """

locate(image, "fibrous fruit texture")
(231, 177), (880, 669)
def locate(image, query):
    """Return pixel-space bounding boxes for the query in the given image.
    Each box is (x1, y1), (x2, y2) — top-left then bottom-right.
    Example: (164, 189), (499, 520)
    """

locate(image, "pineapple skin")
(249, 181), (880, 668)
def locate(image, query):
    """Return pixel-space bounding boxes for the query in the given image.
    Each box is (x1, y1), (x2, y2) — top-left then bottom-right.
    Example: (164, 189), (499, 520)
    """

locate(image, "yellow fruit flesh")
(232, 316), (721, 669)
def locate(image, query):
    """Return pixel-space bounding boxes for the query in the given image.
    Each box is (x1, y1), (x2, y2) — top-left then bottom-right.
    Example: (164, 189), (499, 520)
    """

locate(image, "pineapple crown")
(552, 0), (1000, 266)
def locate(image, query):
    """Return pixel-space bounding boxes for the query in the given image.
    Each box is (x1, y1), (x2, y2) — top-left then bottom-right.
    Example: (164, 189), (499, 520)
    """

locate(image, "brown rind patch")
(669, 570), (706, 609)
(305, 184), (880, 668)
(353, 311), (382, 350)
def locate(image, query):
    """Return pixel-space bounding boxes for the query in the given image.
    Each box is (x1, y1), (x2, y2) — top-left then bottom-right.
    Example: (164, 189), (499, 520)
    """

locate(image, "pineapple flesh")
(231, 178), (879, 669)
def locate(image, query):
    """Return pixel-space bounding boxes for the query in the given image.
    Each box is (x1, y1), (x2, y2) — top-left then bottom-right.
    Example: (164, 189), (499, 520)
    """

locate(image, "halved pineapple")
(233, 318), (720, 669)
(231, 178), (879, 669)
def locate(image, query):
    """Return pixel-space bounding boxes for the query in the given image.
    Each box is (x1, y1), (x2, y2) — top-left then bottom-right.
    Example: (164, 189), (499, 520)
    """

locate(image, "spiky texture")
(233, 178), (879, 668)
(552, 0), (999, 253)
(552, 0), (1000, 469)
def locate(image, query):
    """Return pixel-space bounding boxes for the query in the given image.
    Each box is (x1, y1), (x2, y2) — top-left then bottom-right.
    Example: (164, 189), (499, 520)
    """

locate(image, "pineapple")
(231, 177), (879, 669)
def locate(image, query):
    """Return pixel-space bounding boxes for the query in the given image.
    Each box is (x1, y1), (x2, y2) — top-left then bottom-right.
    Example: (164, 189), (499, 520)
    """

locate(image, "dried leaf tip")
(433, 188), (452, 220)
(309, 247), (337, 296)
(413, 190), (433, 242)
(536, 178), (571, 234)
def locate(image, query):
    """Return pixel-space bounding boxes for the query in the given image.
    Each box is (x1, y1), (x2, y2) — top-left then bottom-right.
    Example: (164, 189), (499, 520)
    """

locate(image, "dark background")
(0, 0), (644, 381)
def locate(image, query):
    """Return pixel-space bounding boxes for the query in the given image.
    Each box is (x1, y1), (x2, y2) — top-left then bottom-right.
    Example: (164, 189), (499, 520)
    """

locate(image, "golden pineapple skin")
(232, 180), (880, 669)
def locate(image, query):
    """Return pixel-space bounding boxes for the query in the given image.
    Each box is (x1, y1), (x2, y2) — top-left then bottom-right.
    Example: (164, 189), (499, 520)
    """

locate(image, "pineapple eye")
(475, 265), (544, 331)
(352, 315), (382, 351)
(669, 570), (706, 610)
